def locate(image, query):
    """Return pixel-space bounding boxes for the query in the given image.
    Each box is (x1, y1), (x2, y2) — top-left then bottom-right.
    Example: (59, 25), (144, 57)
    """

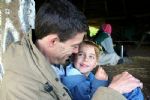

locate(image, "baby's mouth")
(80, 63), (89, 67)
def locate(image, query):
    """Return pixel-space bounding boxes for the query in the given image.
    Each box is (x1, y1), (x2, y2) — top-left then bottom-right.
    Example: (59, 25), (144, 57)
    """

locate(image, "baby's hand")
(95, 66), (108, 80)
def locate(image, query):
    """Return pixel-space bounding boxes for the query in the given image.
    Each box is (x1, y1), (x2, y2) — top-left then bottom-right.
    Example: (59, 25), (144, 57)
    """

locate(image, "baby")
(61, 40), (144, 100)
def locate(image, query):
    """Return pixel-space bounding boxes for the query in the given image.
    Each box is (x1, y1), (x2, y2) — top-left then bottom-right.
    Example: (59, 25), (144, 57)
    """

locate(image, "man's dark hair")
(34, 0), (88, 42)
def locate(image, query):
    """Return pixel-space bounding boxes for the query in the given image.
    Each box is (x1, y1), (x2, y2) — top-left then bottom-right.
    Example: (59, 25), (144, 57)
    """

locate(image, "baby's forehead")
(80, 44), (95, 49)
(79, 45), (96, 53)
(80, 43), (94, 46)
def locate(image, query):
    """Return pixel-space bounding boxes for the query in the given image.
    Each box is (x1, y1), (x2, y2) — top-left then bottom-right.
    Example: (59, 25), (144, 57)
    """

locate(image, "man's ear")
(47, 34), (59, 47)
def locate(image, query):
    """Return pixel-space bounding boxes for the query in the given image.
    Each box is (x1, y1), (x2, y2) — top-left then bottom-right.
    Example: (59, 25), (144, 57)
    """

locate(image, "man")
(0, 0), (87, 99)
(0, 0), (142, 100)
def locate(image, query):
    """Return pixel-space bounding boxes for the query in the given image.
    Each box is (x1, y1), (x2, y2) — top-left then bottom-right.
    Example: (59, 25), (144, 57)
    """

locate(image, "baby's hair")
(80, 40), (103, 60)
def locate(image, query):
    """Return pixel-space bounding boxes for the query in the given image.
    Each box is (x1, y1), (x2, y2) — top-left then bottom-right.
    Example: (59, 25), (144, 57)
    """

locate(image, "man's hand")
(108, 71), (143, 94)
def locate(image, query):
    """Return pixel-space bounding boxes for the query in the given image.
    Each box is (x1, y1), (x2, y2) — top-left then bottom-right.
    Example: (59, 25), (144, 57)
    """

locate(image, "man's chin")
(60, 58), (70, 65)
(52, 58), (70, 65)
(55, 60), (66, 65)
(51, 61), (64, 65)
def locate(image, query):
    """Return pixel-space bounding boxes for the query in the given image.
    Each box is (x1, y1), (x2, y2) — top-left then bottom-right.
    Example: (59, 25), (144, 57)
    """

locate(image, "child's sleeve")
(61, 75), (92, 100)
(123, 87), (144, 100)
(91, 78), (109, 96)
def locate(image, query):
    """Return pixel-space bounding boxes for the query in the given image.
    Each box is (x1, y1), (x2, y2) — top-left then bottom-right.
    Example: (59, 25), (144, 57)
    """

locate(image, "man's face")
(46, 33), (85, 65)
(74, 44), (97, 76)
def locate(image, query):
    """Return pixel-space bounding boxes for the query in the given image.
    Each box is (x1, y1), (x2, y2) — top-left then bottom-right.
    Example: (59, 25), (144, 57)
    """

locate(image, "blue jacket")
(123, 87), (144, 100)
(62, 72), (108, 100)
(54, 63), (144, 100)
(62, 73), (144, 100)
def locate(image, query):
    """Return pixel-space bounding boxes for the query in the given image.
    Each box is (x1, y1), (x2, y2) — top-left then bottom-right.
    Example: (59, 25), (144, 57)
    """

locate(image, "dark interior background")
(35, 0), (150, 43)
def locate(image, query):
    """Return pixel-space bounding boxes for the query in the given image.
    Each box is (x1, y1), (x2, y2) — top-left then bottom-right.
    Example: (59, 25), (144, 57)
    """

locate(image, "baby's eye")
(89, 55), (95, 59)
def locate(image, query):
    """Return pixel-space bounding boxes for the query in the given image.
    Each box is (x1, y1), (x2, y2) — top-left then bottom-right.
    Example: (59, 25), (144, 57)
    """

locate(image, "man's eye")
(78, 53), (84, 57)
(78, 53), (82, 56)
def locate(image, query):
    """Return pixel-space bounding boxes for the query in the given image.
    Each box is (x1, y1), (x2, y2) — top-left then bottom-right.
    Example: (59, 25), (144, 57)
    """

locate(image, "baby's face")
(74, 44), (97, 76)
